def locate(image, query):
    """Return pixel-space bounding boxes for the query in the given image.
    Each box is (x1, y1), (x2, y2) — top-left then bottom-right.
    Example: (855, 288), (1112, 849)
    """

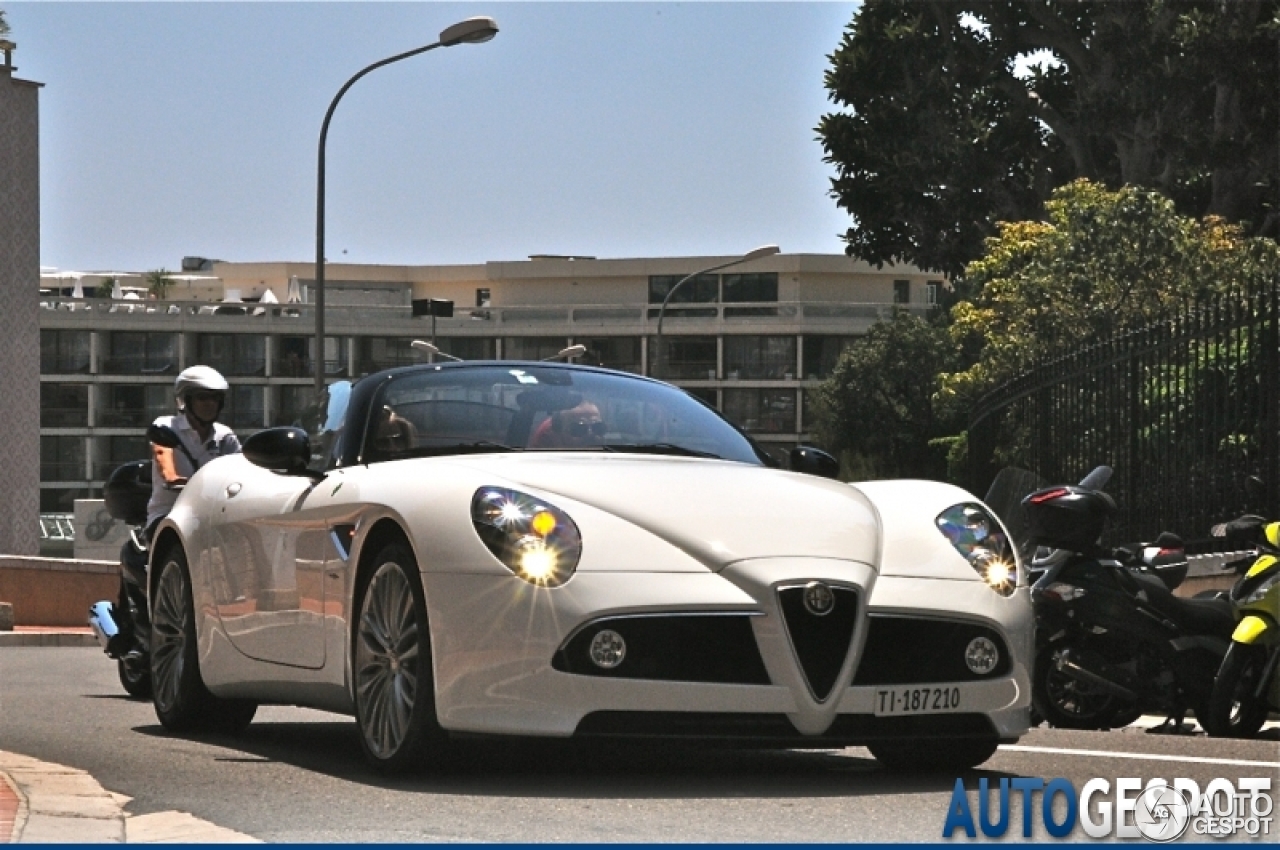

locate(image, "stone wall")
(0, 59), (41, 556)
(0, 557), (117, 627)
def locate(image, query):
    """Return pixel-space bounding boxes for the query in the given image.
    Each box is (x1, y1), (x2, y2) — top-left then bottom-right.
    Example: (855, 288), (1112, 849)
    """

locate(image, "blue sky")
(8, 1), (860, 272)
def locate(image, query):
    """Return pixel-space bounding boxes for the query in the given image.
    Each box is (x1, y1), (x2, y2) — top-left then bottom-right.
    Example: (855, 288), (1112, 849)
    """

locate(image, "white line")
(1001, 745), (1280, 768)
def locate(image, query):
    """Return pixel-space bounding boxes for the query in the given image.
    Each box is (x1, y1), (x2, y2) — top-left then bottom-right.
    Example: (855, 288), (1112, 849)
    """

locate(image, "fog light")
(588, 629), (626, 669)
(965, 636), (999, 675)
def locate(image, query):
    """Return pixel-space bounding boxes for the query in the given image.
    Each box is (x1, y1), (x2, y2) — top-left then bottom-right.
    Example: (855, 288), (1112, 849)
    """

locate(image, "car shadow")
(132, 720), (1018, 800)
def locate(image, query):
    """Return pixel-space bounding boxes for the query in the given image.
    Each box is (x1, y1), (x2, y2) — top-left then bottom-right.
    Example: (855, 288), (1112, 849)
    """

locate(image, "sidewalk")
(0, 626), (98, 648)
(0, 750), (259, 843)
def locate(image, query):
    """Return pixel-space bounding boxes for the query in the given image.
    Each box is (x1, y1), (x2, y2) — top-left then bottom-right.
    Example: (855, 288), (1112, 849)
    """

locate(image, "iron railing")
(967, 282), (1280, 548)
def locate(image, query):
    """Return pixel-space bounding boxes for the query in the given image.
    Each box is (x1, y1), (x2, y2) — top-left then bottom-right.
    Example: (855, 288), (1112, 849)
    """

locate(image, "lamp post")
(314, 16), (499, 400)
(652, 245), (780, 379)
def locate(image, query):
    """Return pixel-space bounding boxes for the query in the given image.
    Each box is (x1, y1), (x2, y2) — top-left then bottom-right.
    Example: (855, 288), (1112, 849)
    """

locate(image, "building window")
(104, 332), (178, 375)
(476, 288), (491, 308)
(275, 385), (314, 427)
(722, 388), (797, 434)
(926, 280), (943, 305)
(722, 272), (778, 303)
(504, 337), (567, 361)
(223, 386), (265, 431)
(41, 486), (97, 513)
(41, 383), (89, 427)
(98, 384), (169, 428)
(41, 435), (86, 481)
(893, 280), (910, 304)
(356, 337), (417, 375)
(437, 338), (495, 361)
(40, 330), (91, 374)
(802, 335), (858, 380)
(648, 335), (717, 380)
(648, 273), (718, 305)
(95, 435), (149, 480)
(276, 336), (346, 377)
(723, 336), (796, 380)
(196, 334), (266, 376)
(578, 337), (642, 374)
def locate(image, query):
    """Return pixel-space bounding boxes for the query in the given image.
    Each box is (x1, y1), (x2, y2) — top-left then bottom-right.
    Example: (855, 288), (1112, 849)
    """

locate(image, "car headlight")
(936, 503), (1017, 596)
(471, 486), (582, 586)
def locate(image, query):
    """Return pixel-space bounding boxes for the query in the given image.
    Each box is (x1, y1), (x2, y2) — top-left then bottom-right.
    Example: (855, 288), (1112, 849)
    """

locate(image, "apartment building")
(39, 252), (942, 517)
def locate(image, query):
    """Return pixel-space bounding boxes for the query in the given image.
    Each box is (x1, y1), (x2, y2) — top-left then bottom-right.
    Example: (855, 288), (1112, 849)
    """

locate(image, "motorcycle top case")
(1023, 484), (1116, 550)
(104, 459), (151, 526)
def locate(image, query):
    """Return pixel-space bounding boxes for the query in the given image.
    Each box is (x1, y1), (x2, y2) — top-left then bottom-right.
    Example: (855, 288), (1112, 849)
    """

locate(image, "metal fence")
(967, 281), (1280, 549)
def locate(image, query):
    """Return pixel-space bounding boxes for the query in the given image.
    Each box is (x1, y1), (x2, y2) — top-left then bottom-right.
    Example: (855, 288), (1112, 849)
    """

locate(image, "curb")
(0, 631), (99, 648)
(0, 751), (260, 843)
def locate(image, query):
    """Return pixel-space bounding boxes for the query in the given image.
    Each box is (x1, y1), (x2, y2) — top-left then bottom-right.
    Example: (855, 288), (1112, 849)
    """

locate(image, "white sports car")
(147, 361), (1032, 773)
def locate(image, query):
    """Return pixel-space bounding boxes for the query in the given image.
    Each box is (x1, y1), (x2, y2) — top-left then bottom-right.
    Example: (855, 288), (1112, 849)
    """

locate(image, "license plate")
(874, 685), (964, 716)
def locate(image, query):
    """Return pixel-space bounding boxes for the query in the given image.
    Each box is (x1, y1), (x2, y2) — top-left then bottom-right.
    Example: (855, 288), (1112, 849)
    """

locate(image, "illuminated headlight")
(936, 503), (1017, 596)
(965, 636), (1000, 675)
(471, 487), (582, 586)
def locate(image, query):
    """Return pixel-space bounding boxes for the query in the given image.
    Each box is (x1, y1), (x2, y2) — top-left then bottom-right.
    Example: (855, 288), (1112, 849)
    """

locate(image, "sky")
(6, 1), (861, 273)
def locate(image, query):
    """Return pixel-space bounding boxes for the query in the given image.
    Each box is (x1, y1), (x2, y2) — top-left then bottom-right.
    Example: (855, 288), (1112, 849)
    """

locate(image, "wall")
(0, 557), (117, 627)
(0, 59), (41, 555)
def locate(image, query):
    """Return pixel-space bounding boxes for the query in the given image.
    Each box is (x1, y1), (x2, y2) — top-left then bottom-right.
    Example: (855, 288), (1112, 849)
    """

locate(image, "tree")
(812, 309), (959, 480)
(939, 179), (1280, 414)
(146, 268), (174, 301)
(818, 0), (1280, 277)
(0, 10), (10, 38)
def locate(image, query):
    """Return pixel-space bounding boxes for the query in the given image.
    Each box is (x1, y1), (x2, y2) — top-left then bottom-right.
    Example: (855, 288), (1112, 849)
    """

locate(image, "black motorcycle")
(1026, 468), (1236, 731)
(88, 458), (155, 698)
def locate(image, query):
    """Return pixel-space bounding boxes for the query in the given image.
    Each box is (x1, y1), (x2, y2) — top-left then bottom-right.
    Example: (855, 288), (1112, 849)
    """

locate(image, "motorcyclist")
(145, 365), (241, 534)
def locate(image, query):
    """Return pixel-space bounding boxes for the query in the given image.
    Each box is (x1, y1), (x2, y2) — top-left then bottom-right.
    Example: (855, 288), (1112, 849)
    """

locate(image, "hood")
(444, 453), (880, 571)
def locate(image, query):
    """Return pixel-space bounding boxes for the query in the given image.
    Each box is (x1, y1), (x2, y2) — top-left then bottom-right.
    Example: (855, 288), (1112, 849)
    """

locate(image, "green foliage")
(145, 268), (174, 301)
(819, 0), (1280, 276)
(0, 10), (9, 38)
(813, 309), (959, 480)
(94, 277), (117, 299)
(941, 180), (1280, 414)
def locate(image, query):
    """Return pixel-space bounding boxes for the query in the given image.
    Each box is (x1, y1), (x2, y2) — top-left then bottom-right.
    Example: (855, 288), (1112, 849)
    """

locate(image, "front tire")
(150, 548), (257, 733)
(1204, 644), (1270, 739)
(868, 737), (999, 773)
(117, 655), (152, 699)
(353, 544), (445, 773)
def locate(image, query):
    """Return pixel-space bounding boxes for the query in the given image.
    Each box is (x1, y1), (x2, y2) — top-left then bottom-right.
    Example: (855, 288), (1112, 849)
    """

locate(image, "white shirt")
(146, 414), (241, 527)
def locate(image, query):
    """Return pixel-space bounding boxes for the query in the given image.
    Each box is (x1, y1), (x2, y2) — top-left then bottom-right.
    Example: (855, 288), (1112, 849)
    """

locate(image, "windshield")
(363, 365), (767, 465)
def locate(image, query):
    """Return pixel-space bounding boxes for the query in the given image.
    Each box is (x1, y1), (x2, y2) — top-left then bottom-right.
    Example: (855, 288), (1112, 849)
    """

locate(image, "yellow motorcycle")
(1204, 519), (1280, 738)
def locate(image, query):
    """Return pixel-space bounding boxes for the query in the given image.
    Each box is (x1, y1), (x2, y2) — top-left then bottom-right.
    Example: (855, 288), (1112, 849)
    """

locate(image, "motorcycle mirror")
(1077, 465), (1112, 491)
(146, 423), (182, 449)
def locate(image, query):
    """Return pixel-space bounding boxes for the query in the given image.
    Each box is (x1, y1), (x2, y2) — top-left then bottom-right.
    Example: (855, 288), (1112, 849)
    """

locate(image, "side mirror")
(789, 446), (840, 480)
(146, 423), (183, 449)
(243, 427), (320, 479)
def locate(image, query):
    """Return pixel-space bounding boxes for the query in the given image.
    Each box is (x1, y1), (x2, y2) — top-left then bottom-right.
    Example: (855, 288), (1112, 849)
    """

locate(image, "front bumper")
(423, 564), (1032, 743)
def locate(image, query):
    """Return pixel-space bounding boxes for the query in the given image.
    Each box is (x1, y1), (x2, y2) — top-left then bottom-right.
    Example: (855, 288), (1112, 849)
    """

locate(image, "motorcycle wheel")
(1033, 644), (1134, 730)
(117, 655), (152, 699)
(1204, 644), (1270, 739)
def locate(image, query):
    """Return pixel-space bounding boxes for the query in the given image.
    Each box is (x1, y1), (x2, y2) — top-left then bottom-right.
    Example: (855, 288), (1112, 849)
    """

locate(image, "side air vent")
(777, 583), (859, 701)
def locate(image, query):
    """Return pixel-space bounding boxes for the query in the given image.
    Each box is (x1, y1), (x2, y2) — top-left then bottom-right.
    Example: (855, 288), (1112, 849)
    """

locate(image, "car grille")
(851, 615), (1011, 685)
(777, 584), (860, 701)
(573, 711), (996, 743)
(552, 614), (771, 685)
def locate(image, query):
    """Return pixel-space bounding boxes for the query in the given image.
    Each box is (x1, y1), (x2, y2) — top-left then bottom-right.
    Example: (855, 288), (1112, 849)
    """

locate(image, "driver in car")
(530, 399), (607, 448)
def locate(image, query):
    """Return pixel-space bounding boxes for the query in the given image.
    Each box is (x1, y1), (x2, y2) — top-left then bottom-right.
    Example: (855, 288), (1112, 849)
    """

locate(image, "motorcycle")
(1026, 466), (1235, 731)
(88, 459), (154, 698)
(1203, 516), (1280, 738)
(87, 423), (191, 699)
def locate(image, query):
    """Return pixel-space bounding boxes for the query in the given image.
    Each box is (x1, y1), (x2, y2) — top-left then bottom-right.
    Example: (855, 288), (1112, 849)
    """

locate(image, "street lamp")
(313, 16), (499, 400)
(652, 244), (780, 378)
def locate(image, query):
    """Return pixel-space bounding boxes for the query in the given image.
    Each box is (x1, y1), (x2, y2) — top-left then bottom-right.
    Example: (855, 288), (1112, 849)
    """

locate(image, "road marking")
(1001, 745), (1280, 768)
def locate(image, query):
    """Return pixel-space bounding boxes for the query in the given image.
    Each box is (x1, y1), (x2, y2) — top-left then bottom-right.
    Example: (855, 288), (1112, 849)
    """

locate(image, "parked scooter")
(1027, 467), (1235, 731)
(1203, 516), (1280, 738)
(87, 424), (190, 699)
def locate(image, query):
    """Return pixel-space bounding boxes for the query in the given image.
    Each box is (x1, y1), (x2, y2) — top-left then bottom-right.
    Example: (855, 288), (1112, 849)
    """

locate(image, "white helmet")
(174, 365), (229, 420)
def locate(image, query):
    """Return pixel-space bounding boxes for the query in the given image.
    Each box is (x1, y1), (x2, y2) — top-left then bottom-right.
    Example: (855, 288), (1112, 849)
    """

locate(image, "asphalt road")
(1, 647), (1277, 842)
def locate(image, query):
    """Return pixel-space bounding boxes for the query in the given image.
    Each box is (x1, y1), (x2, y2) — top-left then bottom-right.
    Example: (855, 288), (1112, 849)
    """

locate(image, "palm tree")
(0, 10), (10, 38)
(146, 268), (174, 301)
